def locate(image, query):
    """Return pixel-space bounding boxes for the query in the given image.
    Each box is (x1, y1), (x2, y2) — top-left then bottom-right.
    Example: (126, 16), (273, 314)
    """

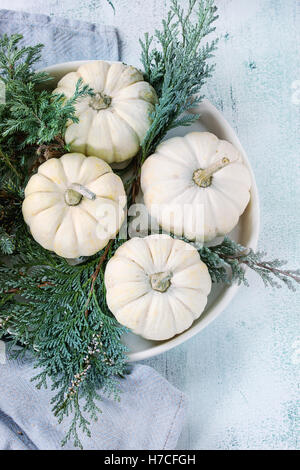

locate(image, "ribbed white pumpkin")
(22, 153), (126, 258)
(141, 132), (252, 242)
(104, 235), (212, 341)
(53, 61), (157, 165)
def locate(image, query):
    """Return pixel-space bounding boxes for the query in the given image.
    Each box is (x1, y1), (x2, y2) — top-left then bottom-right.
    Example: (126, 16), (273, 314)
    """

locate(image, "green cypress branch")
(128, 0), (218, 202)
(0, 33), (48, 84)
(1, 78), (93, 150)
(139, 0), (218, 162)
(199, 237), (300, 290)
(0, 232), (128, 449)
(0, 146), (21, 178)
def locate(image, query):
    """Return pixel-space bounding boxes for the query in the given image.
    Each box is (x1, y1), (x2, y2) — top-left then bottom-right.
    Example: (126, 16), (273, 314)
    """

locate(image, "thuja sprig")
(65, 331), (115, 404)
(0, 33), (95, 255)
(0, 146), (21, 178)
(64, 336), (104, 402)
(84, 240), (114, 318)
(128, 0), (218, 202)
(0, 243), (127, 448)
(0, 33), (48, 84)
(0, 30), (127, 448)
(0, 34), (95, 180)
(139, 0), (218, 162)
(199, 237), (300, 290)
(1, 77), (94, 150)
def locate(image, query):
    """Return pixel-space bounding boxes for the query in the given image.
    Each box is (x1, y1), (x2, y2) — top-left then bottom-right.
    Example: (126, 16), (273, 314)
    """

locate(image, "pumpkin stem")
(193, 157), (232, 188)
(89, 92), (111, 111)
(150, 271), (173, 293)
(65, 183), (96, 206)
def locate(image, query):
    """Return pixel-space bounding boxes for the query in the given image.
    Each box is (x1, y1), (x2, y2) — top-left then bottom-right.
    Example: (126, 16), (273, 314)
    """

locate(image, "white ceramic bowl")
(42, 61), (260, 362)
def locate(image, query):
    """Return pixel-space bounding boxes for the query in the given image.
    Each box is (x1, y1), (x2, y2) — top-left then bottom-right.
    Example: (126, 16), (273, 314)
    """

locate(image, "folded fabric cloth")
(0, 349), (186, 450)
(0, 9), (120, 67)
(0, 10), (186, 450)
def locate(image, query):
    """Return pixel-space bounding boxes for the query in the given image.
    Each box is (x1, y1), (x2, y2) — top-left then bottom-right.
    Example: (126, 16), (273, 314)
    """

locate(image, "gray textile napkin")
(0, 10), (187, 450)
(0, 351), (186, 450)
(0, 9), (120, 66)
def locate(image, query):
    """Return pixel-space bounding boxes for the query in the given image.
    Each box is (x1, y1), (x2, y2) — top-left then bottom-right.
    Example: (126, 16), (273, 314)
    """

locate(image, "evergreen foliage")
(139, 0), (218, 162)
(0, 33), (127, 448)
(0, 233), (127, 448)
(0, 0), (298, 449)
(199, 237), (300, 290)
(0, 34), (93, 255)
(1, 78), (93, 149)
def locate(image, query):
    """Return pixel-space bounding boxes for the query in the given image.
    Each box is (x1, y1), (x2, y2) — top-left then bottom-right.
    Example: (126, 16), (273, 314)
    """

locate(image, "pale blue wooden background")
(2, 0), (299, 450)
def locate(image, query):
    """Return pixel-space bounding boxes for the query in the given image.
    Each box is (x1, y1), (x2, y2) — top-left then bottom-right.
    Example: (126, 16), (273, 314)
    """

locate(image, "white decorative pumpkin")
(22, 153), (126, 258)
(141, 132), (252, 242)
(53, 61), (157, 165)
(104, 234), (212, 341)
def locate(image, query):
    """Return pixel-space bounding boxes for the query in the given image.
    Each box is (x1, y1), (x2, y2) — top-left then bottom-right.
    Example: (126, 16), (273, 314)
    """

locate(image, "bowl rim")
(41, 60), (260, 362)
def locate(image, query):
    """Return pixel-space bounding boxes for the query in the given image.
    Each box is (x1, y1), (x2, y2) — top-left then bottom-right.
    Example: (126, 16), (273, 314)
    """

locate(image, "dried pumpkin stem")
(193, 157), (231, 188)
(89, 92), (111, 111)
(150, 271), (173, 293)
(65, 183), (96, 206)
